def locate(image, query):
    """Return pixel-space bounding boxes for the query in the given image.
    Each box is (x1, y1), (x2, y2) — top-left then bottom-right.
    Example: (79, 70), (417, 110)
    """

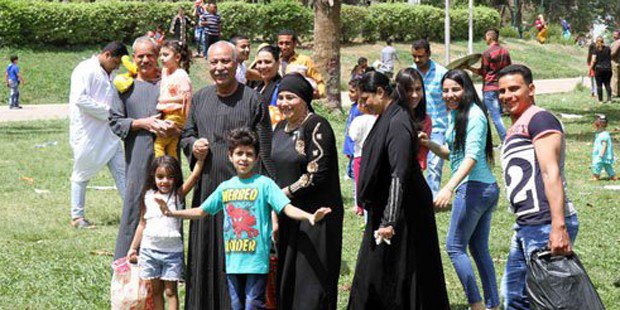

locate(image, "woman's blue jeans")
(446, 181), (500, 308)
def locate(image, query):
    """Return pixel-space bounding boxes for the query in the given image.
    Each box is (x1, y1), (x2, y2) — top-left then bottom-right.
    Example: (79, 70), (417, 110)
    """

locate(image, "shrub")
(0, 0), (500, 46)
(218, 2), (260, 39)
(258, 0), (313, 42)
(358, 4), (499, 42)
(340, 5), (369, 43)
(499, 25), (520, 39)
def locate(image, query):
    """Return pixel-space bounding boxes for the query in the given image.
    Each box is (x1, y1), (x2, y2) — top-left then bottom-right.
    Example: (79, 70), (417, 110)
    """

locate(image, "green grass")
(1, 89), (619, 309)
(0, 39), (587, 104)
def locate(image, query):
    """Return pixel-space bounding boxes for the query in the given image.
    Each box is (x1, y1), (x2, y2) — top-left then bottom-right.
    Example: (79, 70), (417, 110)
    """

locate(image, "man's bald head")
(207, 41), (238, 90)
(207, 41), (238, 63)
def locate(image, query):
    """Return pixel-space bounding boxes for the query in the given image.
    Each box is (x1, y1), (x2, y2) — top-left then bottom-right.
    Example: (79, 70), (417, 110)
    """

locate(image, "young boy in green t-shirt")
(160, 127), (331, 309)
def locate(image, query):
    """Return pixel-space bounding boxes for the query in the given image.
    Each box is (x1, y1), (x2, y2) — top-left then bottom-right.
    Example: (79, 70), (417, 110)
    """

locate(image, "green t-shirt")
(200, 174), (290, 274)
(446, 104), (496, 185)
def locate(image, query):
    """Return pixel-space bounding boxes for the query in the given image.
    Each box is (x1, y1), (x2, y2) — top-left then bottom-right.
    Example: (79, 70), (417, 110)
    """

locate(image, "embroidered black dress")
(347, 102), (450, 310)
(271, 113), (344, 310)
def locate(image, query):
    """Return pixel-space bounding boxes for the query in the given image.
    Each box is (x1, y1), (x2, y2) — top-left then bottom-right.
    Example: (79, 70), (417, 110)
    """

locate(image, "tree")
(312, 0), (342, 110)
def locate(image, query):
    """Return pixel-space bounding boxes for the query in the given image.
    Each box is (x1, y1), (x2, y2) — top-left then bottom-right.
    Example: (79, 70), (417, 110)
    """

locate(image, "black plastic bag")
(526, 248), (605, 310)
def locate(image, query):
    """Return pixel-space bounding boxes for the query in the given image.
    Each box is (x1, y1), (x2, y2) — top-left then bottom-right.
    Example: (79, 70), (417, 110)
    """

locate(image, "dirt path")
(0, 77), (588, 123)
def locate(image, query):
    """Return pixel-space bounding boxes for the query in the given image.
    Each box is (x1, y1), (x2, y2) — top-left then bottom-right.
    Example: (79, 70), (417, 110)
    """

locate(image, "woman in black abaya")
(271, 73), (344, 310)
(347, 71), (449, 309)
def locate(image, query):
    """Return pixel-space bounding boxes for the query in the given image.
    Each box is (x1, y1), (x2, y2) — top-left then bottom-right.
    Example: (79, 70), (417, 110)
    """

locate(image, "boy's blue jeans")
(8, 79), (19, 107)
(194, 27), (204, 54)
(425, 130), (445, 198)
(226, 274), (267, 310)
(501, 214), (579, 310)
(483, 91), (507, 142)
(446, 181), (500, 308)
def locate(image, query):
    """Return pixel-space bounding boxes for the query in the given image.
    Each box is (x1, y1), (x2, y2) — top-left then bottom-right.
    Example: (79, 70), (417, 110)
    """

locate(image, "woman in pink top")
(396, 68), (432, 170)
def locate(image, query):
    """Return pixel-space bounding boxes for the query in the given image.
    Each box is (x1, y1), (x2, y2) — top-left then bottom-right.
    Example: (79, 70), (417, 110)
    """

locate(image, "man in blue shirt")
(5, 55), (24, 109)
(411, 39), (448, 197)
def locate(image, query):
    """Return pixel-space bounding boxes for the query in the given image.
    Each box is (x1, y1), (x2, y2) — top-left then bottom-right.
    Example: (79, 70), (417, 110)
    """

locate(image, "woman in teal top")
(420, 69), (500, 310)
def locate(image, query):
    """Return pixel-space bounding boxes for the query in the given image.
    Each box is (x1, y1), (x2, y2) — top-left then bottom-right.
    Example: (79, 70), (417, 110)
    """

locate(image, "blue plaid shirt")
(413, 60), (448, 133)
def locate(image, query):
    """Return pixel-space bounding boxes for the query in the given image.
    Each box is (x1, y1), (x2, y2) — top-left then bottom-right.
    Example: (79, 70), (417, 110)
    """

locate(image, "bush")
(218, 2), (260, 39)
(0, 0), (500, 46)
(0, 0), (193, 46)
(258, 0), (313, 42)
(341, 5), (369, 43)
(499, 25), (520, 39)
(353, 4), (499, 42)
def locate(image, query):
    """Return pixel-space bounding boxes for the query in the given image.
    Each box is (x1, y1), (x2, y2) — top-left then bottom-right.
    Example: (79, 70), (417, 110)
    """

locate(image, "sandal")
(71, 218), (95, 229)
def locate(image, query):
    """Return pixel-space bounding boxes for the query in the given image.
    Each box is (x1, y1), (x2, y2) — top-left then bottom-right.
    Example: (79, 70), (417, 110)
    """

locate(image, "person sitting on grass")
(160, 127), (331, 310)
(127, 153), (206, 310)
(591, 114), (617, 181)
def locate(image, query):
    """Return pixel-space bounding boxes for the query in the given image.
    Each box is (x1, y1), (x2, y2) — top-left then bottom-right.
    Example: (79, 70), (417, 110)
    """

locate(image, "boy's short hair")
(498, 64), (533, 85)
(226, 127), (259, 154)
(277, 29), (298, 42)
(230, 35), (249, 46)
(102, 41), (129, 58)
(348, 78), (360, 88)
(9, 55), (18, 62)
(357, 57), (368, 65)
(486, 28), (500, 41)
(412, 39), (431, 54)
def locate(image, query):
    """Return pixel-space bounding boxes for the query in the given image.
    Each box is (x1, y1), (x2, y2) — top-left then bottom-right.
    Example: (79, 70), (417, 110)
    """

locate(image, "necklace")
(285, 112), (313, 133)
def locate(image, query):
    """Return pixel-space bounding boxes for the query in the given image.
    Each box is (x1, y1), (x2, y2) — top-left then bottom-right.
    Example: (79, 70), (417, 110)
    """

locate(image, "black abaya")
(347, 102), (449, 310)
(180, 83), (275, 310)
(271, 113), (344, 310)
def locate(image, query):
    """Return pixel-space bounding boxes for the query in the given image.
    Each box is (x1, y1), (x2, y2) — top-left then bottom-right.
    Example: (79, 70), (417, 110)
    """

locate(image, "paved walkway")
(0, 77), (587, 123)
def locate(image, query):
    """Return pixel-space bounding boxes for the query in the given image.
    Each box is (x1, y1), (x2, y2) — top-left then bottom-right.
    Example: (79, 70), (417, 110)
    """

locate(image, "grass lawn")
(0, 39), (587, 105)
(1, 89), (619, 309)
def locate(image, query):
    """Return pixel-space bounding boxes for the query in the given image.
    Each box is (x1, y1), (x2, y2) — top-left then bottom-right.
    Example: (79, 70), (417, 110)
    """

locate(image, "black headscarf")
(278, 72), (314, 112)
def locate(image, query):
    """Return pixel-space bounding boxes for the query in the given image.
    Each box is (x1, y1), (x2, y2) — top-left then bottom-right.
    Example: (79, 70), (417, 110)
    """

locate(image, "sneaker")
(71, 218), (95, 229)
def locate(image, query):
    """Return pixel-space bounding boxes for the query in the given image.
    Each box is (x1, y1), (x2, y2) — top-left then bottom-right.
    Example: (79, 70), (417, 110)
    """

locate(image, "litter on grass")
(603, 185), (620, 190)
(20, 176), (35, 185)
(559, 113), (584, 119)
(34, 188), (50, 194)
(87, 185), (117, 191)
(34, 141), (58, 148)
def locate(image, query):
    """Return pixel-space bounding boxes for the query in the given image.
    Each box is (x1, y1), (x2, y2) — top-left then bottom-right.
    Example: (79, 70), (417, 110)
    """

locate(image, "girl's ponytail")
(163, 40), (192, 74)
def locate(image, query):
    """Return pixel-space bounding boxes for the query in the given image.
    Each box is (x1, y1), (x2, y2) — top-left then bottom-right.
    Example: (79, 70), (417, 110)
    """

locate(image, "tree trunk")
(313, 0), (342, 110)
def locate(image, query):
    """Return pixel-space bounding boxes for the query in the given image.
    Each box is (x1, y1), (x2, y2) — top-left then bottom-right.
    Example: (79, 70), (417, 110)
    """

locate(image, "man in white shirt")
(381, 38), (399, 78)
(69, 41), (128, 229)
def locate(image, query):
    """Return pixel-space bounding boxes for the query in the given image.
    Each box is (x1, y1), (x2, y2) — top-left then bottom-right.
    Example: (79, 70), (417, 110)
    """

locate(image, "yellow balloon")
(121, 55), (137, 75)
(114, 73), (135, 93)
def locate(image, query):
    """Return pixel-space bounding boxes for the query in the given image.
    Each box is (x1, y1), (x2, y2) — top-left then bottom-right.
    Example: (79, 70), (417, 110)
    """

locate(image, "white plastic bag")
(111, 258), (151, 310)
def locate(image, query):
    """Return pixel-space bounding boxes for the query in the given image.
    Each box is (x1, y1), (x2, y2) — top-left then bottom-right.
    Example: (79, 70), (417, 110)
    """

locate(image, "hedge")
(0, 0), (499, 46)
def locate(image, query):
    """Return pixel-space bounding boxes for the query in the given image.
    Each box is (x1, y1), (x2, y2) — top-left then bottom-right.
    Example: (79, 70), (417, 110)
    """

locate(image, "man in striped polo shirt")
(200, 2), (221, 59)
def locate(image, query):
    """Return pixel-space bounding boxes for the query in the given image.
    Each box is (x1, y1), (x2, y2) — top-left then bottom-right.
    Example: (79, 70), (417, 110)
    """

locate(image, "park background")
(1, 0), (619, 309)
